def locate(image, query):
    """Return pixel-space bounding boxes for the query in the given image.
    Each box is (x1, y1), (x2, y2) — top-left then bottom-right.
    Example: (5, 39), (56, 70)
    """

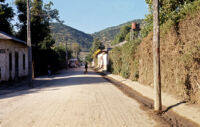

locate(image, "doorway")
(15, 52), (19, 79)
(9, 53), (12, 80)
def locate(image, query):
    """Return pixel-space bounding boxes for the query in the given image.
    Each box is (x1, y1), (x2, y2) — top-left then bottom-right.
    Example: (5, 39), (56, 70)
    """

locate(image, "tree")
(43, 1), (62, 23)
(0, 0), (14, 34)
(15, 0), (62, 76)
(15, 0), (27, 41)
(145, 0), (195, 22)
(15, 0), (59, 49)
(15, 0), (62, 50)
(90, 38), (105, 53)
(52, 44), (67, 68)
(71, 43), (81, 58)
(86, 38), (105, 62)
(142, 0), (195, 38)
(111, 25), (131, 45)
(31, 0), (51, 48)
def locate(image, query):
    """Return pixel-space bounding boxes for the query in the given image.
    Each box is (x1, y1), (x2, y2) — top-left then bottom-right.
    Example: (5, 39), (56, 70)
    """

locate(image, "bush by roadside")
(109, 39), (141, 81)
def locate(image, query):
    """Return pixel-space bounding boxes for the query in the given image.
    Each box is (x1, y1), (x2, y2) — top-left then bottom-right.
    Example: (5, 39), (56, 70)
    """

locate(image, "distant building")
(0, 31), (28, 82)
(93, 49), (109, 71)
(131, 22), (140, 30)
(130, 22), (141, 41)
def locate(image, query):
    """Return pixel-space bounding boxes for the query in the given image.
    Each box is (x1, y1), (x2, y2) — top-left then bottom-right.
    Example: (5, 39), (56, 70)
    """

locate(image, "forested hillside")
(50, 20), (143, 51)
(92, 19), (143, 42)
(50, 23), (93, 51)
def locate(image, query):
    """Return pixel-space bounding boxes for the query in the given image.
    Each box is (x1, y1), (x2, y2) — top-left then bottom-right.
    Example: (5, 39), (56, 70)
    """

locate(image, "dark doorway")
(23, 54), (25, 70)
(9, 53), (12, 80)
(15, 52), (19, 79)
(0, 67), (1, 81)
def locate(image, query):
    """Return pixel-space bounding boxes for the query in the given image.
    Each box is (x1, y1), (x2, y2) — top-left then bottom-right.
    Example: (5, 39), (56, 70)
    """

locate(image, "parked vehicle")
(69, 59), (79, 68)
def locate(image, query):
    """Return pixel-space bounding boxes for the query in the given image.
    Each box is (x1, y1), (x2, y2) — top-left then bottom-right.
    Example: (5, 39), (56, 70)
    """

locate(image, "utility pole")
(153, 0), (162, 111)
(27, 0), (33, 86)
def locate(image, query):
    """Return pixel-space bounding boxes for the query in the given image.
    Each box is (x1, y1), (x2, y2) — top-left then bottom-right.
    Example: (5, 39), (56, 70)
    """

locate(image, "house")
(93, 49), (109, 71)
(0, 31), (28, 82)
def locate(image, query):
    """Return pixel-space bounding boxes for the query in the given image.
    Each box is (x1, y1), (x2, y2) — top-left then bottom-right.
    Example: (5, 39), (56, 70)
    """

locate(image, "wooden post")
(27, 0), (33, 85)
(153, 0), (162, 111)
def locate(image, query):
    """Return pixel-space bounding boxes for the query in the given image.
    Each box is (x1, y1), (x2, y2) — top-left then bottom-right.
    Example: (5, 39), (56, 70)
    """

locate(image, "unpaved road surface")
(0, 68), (156, 127)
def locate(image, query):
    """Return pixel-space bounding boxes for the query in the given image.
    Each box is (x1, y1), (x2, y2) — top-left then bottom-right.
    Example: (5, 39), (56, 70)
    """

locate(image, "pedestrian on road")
(48, 65), (51, 77)
(84, 62), (88, 74)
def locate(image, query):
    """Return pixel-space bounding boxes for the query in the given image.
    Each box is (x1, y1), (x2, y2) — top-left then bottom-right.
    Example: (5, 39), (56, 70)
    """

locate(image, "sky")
(7, 0), (149, 34)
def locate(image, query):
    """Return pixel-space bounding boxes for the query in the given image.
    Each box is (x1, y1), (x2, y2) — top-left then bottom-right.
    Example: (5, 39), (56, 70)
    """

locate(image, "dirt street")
(0, 67), (156, 127)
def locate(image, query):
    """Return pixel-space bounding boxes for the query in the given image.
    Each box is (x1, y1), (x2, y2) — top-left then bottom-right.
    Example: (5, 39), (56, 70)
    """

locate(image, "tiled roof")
(0, 31), (26, 45)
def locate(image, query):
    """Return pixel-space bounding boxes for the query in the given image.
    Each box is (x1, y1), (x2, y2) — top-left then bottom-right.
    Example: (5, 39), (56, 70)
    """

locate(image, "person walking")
(48, 65), (51, 77)
(84, 62), (88, 74)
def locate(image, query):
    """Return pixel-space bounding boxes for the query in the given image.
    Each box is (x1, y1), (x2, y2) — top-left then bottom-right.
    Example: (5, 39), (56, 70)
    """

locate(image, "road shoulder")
(100, 71), (200, 127)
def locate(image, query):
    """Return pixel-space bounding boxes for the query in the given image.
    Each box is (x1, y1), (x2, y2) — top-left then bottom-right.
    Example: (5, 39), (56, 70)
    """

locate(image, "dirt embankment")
(138, 11), (200, 104)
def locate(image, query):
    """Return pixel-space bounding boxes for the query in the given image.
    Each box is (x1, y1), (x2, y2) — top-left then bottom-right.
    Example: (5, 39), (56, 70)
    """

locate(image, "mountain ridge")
(50, 19), (143, 51)
(50, 23), (93, 51)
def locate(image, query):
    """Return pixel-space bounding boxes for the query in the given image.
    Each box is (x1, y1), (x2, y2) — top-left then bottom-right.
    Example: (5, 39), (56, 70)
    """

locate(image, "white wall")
(97, 54), (103, 68)
(0, 53), (6, 81)
(102, 53), (108, 70)
(97, 52), (108, 71)
(0, 40), (28, 82)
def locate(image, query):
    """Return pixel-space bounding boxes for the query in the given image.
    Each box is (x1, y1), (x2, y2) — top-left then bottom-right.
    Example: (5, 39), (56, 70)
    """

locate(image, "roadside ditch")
(98, 72), (199, 127)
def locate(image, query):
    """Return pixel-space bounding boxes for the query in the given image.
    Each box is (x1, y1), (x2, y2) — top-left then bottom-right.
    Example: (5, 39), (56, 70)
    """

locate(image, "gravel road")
(0, 67), (156, 127)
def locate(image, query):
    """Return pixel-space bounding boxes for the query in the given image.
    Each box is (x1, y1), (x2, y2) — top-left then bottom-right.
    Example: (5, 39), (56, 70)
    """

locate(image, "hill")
(50, 23), (93, 51)
(50, 20), (143, 51)
(92, 19), (143, 43)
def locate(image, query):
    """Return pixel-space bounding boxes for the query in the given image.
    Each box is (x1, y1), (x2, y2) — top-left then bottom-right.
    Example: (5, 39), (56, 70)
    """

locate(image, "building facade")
(92, 50), (108, 71)
(0, 31), (28, 82)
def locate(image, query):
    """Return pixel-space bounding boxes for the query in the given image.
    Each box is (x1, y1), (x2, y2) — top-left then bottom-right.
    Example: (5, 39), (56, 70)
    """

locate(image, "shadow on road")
(0, 68), (107, 99)
(163, 101), (187, 113)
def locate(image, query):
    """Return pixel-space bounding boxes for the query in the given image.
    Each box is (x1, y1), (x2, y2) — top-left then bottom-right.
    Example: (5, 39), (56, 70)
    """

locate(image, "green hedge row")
(108, 39), (141, 80)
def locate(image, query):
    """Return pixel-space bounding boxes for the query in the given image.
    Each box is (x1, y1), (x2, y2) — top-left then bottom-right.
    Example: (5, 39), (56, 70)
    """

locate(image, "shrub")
(111, 25), (131, 45)
(109, 39), (141, 80)
(109, 47), (122, 74)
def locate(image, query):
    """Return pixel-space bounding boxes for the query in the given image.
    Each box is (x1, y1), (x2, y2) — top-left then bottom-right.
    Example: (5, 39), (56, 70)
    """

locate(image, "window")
(23, 54), (25, 70)
(9, 53), (12, 71)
